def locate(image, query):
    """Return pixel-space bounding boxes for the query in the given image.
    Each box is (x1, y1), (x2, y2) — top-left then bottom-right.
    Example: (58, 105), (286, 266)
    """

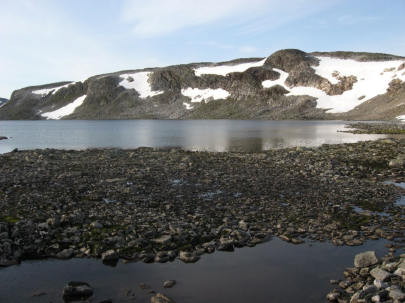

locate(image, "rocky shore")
(328, 251), (405, 302)
(342, 123), (405, 134)
(1, 139), (405, 269)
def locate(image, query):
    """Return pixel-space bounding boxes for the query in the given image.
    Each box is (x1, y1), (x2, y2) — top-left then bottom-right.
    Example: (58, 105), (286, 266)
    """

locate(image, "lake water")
(1, 120), (404, 154)
(0, 237), (393, 303)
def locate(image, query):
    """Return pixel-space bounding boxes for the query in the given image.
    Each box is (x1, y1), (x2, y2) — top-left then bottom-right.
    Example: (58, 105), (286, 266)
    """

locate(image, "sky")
(0, 0), (404, 99)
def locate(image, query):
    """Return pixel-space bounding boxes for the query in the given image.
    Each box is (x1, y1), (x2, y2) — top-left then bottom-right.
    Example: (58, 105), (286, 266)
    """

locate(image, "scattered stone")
(31, 291), (46, 297)
(179, 251), (200, 263)
(151, 293), (175, 303)
(139, 283), (151, 290)
(56, 248), (74, 260)
(370, 267), (391, 282)
(163, 280), (176, 288)
(90, 221), (103, 229)
(102, 250), (118, 261)
(62, 281), (93, 297)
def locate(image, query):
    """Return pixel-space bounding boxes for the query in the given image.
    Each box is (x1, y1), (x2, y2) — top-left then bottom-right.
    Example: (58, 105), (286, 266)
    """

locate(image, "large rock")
(152, 235), (172, 245)
(56, 248), (74, 259)
(151, 293), (175, 303)
(90, 221), (103, 229)
(101, 249), (118, 261)
(370, 267), (391, 282)
(354, 251), (378, 268)
(179, 251), (200, 263)
(389, 289), (405, 301)
(62, 281), (93, 297)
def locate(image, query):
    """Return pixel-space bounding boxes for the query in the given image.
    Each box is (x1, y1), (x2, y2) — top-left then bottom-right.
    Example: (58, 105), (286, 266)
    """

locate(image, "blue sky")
(1, 0), (404, 99)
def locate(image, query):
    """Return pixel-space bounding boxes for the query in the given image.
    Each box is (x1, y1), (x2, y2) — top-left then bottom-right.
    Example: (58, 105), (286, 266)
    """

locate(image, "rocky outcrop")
(0, 49), (403, 120)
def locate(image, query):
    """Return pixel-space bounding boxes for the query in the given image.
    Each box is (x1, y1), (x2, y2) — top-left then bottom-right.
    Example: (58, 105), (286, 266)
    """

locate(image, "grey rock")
(354, 251), (379, 268)
(90, 221), (103, 229)
(179, 251), (200, 263)
(359, 285), (378, 299)
(2, 242), (12, 255)
(56, 248), (74, 259)
(370, 267), (391, 282)
(389, 289), (405, 301)
(62, 281), (93, 297)
(101, 249), (118, 261)
(151, 293), (175, 303)
(152, 235), (172, 245)
(163, 280), (176, 288)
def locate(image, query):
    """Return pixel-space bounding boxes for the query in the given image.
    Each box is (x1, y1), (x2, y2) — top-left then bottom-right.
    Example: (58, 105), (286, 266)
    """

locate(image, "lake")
(1, 120), (405, 154)
(0, 237), (394, 303)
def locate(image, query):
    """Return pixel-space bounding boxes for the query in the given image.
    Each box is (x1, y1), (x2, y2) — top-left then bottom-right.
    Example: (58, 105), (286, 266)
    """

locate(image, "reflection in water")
(0, 238), (394, 303)
(1, 120), (405, 154)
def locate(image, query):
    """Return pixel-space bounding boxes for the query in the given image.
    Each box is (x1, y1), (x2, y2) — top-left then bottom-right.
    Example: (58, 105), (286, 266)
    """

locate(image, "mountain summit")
(1, 49), (404, 120)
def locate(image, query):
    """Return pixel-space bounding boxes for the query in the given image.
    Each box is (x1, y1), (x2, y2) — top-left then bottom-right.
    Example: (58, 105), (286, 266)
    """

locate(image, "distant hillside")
(0, 49), (404, 121)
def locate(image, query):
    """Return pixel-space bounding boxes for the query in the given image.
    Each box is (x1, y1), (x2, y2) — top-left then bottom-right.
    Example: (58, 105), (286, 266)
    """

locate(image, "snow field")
(194, 58), (267, 76)
(181, 88), (230, 109)
(262, 57), (405, 113)
(119, 72), (164, 98)
(41, 95), (87, 120)
(32, 80), (83, 96)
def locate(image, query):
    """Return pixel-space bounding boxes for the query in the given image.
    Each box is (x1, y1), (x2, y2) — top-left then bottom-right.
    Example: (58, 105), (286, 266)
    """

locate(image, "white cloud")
(121, 0), (340, 37)
(338, 14), (379, 25)
(240, 46), (258, 53)
(121, 0), (267, 36)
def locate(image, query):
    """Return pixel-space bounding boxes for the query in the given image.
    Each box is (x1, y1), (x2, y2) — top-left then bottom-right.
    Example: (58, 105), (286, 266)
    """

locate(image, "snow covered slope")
(1, 49), (404, 120)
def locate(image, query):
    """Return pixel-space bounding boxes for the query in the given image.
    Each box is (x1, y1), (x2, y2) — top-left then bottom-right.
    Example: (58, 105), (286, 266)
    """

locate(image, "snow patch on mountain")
(181, 88), (230, 107)
(41, 95), (86, 119)
(397, 115), (405, 122)
(194, 58), (267, 76)
(183, 102), (194, 110)
(119, 72), (164, 98)
(32, 81), (82, 96)
(262, 58), (405, 113)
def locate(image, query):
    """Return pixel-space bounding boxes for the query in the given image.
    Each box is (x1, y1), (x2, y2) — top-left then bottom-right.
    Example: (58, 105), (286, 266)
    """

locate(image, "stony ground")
(1, 139), (405, 268)
(342, 123), (405, 134)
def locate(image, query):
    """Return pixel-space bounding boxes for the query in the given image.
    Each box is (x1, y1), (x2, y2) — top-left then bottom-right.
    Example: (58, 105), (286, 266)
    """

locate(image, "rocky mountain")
(0, 98), (8, 107)
(0, 49), (404, 120)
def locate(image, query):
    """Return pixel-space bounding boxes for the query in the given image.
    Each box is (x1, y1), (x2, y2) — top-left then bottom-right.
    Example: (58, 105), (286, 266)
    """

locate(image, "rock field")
(1, 138), (405, 270)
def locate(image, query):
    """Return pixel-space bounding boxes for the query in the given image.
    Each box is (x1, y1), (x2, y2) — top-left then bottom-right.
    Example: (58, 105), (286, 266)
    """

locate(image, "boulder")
(90, 221), (103, 229)
(151, 293), (175, 303)
(163, 280), (176, 288)
(354, 251), (378, 268)
(56, 248), (74, 259)
(101, 249), (118, 261)
(389, 289), (405, 301)
(370, 267), (391, 282)
(179, 251), (200, 263)
(152, 235), (172, 245)
(62, 281), (93, 297)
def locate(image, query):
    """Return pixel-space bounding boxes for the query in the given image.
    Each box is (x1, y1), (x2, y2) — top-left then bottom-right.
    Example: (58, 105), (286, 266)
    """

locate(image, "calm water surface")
(0, 238), (393, 303)
(1, 120), (404, 154)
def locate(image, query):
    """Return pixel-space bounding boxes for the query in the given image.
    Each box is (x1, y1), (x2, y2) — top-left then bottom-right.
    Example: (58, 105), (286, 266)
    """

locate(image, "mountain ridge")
(1, 49), (404, 121)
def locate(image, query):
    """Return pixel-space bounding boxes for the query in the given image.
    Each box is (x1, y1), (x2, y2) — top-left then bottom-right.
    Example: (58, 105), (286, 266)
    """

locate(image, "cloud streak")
(121, 0), (342, 37)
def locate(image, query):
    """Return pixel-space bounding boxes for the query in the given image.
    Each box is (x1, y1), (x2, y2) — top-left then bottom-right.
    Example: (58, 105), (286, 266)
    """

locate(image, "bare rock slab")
(354, 251), (378, 268)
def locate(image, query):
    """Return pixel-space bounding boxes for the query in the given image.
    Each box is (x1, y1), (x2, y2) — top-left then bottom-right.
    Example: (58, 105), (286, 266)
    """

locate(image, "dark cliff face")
(0, 49), (404, 121)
